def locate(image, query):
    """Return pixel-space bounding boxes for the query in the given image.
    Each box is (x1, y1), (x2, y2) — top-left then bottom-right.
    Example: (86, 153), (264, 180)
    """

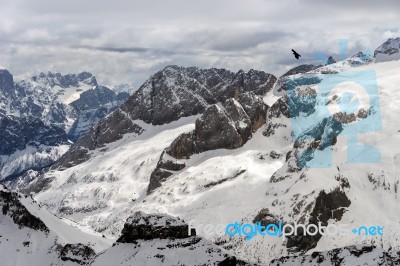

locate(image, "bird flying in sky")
(292, 49), (301, 59)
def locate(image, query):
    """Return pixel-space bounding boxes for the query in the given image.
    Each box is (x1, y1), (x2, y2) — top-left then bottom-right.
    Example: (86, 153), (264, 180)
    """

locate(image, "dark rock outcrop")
(147, 168), (175, 195)
(0, 115), (68, 155)
(165, 98), (256, 160)
(286, 187), (351, 253)
(120, 66), (275, 126)
(0, 185), (49, 232)
(52, 109), (144, 170)
(263, 75), (322, 137)
(68, 85), (129, 141)
(238, 92), (268, 131)
(0, 69), (15, 101)
(147, 96), (261, 194)
(374, 37), (400, 59)
(59, 243), (96, 265)
(94, 211), (254, 266)
(116, 211), (194, 242)
(289, 116), (344, 170)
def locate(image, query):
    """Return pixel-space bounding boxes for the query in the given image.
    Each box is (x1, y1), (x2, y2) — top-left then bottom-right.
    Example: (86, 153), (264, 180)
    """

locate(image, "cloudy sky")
(0, 0), (399, 88)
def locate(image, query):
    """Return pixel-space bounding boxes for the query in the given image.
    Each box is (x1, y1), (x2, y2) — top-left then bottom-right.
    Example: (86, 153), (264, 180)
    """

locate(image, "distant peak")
(31, 71), (97, 88)
(374, 37), (400, 61)
(163, 65), (181, 72)
(325, 56), (337, 66)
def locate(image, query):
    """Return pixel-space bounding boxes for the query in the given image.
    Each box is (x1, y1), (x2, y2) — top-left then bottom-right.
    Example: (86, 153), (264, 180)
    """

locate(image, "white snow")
(30, 59), (400, 264)
(0, 187), (113, 266)
(0, 145), (70, 181)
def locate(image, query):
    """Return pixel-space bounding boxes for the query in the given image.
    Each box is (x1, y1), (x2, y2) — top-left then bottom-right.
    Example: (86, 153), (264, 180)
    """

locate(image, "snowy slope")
(0, 184), (112, 266)
(32, 116), (200, 236)
(0, 145), (69, 182)
(25, 57), (400, 265)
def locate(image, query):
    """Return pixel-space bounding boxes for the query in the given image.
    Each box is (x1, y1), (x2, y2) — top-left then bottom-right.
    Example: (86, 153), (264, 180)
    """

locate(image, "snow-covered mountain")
(3, 37), (400, 265)
(1, 184), (241, 265)
(0, 70), (130, 181)
(0, 184), (112, 265)
(111, 83), (137, 96)
(282, 64), (322, 77)
(47, 66), (276, 171)
(374, 37), (400, 62)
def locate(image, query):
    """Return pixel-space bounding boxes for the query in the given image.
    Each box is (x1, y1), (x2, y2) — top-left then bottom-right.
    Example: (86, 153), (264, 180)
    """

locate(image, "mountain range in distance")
(0, 37), (400, 265)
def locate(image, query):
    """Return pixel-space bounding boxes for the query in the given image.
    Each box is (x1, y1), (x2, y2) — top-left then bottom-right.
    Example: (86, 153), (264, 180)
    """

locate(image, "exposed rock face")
(270, 96), (291, 119)
(286, 187), (351, 253)
(68, 86), (129, 141)
(270, 245), (400, 266)
(252, 208), (281, 226)
(282, 64), (322, 77)
(0, 185), (49, 232)
(290, 116), (344, 170)
(0, 69), (15, 104)
(10, 71), (97, 126)
(93, 211), (253, 266)
(263, 75), (321, 138)
(59, 243), (96, 265)
(192, 102), (251, 154)
(147, 169), (175, 195)
(0, 70), (128, 181)
(165, 97), (259, 160)
(147, 96), (262, 194)
(346, 51), (374, 67)
(31, 71), (97, 89)
(374, 37), (400, 62)
(267, 115), (343, 175)
(53, 66), (276, 171)
(116, 211), (193, 242)
(51, 109), (144, 170)
(238, 92), (268, 131)
(121, 66), (275, 126)
(325, 56), (337, 65)
(0, 115), (68, 155)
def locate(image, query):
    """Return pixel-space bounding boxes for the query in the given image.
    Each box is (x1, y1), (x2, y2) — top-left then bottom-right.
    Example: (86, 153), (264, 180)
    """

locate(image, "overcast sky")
(0, 0), (399, 88)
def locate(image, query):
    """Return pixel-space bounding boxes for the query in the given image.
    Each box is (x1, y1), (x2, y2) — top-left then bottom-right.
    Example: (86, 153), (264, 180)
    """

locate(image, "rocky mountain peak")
(325, 56), (337, 65)
(374, 37), (400, 62)
(32, 71), (97, 88)
(50, 66), (276, 170)
(0, 69), (15, 99)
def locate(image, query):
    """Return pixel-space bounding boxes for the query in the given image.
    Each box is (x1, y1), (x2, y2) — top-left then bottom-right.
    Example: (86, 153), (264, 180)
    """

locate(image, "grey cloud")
(72, 45), (176, 55)
(1, 0), (399, 88)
